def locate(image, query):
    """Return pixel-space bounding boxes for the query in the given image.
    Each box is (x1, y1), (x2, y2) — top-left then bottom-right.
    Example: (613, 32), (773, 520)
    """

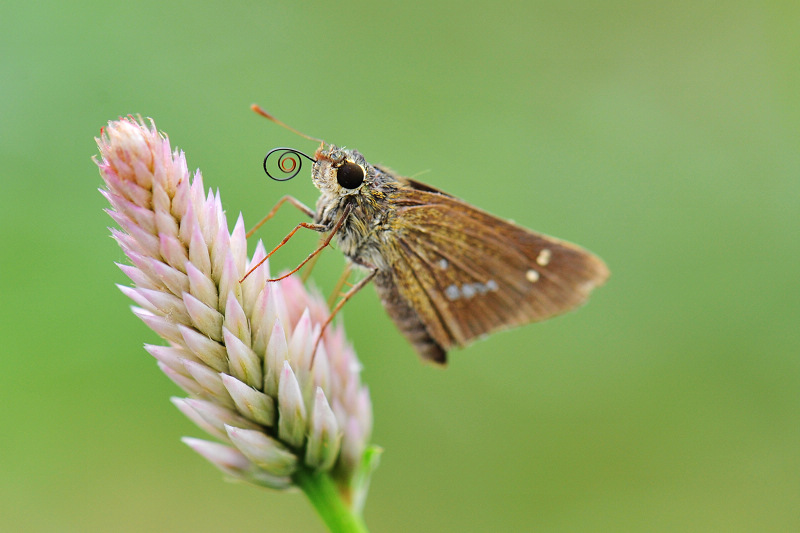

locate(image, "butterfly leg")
(300, 234), (330, 283)
(246, 195), (315, 238)
(311, 266), (379, 367)
(255, 203), (354, 283)
(240, 220), (328, 282)
(327, 263), (354, 308)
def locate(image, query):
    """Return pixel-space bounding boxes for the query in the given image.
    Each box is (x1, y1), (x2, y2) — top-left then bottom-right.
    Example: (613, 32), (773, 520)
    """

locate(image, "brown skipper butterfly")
(244, 106), (609, 365)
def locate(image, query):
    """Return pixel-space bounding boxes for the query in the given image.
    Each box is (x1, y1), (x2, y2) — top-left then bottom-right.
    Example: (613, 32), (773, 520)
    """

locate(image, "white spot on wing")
(438, 258), (449, 270)
(536, 249), (552, 266)
(444, 280), (500, 301)
(445, 284), (460, 301)
(526, 269), (540, 283)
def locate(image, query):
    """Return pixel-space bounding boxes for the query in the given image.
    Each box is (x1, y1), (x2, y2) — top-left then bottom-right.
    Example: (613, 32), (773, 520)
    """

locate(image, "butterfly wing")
(376, 181), (609, 363)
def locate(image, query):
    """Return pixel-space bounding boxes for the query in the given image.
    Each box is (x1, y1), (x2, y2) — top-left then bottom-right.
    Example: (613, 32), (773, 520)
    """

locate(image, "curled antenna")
(263, 147), (316, 182)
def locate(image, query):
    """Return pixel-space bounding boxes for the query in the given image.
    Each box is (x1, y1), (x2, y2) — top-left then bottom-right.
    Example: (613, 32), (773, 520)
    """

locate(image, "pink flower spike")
(97, 116), (374, 498)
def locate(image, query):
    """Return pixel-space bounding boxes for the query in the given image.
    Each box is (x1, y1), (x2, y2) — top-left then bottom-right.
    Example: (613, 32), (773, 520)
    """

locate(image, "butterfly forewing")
(381, 185), (609, 360)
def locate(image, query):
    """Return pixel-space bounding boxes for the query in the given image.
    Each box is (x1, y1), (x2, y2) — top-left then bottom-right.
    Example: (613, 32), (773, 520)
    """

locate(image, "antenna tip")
(250, 104), (325, 144)
(250, 104), (273, 119)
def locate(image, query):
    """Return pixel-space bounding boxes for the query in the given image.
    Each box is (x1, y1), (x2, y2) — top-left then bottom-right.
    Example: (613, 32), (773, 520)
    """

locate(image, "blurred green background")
(2, 0), (798, 531)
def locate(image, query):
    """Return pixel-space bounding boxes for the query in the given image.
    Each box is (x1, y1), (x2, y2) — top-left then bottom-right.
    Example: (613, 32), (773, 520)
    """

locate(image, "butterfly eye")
(336, 162), (365, 189)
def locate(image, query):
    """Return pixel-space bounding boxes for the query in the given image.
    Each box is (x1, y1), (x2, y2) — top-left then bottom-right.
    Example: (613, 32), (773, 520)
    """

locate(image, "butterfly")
(244, 106), (609, 365)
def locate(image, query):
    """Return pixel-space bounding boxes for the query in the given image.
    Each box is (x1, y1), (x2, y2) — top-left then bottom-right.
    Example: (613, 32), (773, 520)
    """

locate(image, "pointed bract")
(223, 327), (263, 389)
(264, 319), (289, 397)
(221, 373), (275, 427)
(225, 425), (298, 477)
(183, 291), (224, 341)
(278, 361), (307, 448)
(182, 438), (292, 490)
(306, 387), (341, 470)
(183, 360), (235, 409)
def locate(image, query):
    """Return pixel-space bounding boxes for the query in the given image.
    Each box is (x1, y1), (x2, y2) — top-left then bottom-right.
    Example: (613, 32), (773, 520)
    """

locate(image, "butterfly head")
(262, 144), (374, 197)
(311, 144), (373, 198)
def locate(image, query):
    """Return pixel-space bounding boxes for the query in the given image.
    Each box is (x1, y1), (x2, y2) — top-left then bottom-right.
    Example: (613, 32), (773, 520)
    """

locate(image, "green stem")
(294, 468), (369, 533)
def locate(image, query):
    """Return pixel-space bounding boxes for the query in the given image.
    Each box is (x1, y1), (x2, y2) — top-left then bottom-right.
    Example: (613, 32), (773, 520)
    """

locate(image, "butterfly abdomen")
(373, 271), (448, 364)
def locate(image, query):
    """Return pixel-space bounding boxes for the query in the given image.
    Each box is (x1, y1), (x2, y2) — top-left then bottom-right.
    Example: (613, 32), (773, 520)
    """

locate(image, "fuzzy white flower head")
(96, 116), (377, 502)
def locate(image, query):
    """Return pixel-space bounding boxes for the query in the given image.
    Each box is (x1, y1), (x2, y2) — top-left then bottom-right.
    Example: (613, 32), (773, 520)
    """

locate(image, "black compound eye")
(336, 161), (365, 189)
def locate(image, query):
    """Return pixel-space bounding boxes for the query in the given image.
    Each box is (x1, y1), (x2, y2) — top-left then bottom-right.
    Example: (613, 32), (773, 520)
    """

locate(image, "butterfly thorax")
(311, 145), (402, 271)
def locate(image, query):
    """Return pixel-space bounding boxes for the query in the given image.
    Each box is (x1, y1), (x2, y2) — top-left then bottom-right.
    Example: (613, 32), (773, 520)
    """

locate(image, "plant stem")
(294, 468), (369, 533)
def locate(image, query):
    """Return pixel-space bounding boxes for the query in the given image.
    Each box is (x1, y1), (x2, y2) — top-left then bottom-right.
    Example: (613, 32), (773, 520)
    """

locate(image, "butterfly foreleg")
(239, 220), (328, 282)
(260, 203), (354, 283)
(245, 195), (315, 238)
